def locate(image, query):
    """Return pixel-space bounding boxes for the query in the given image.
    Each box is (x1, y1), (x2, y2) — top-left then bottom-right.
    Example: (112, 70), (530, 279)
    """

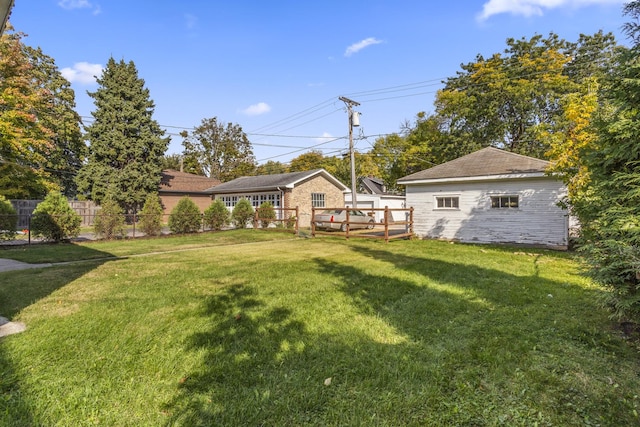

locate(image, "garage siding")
(406, 178), (568, 248)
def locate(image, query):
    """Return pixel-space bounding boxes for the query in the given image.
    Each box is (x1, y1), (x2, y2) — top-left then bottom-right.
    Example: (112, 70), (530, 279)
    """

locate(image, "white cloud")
(58, 0), (101, 15)
(58, 0), (90, 9)
(61, 62), (103, 85)
(344, 37), (383, 57)
(241, 102), (272, 116)
(184, 13), (198, 30)
(477, 0), (625, 21)
(316, 132), (334, 143)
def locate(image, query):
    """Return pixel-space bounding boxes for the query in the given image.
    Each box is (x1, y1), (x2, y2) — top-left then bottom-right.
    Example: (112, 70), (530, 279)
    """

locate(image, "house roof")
(397, 147), (551, 184)
(207, 168), (350, 194)
(360, 176), (386, 194)
(159, 170), (221, 194)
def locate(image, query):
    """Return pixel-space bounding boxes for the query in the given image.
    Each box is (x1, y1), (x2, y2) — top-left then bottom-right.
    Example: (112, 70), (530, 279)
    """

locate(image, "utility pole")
(339, 96), (360, 208)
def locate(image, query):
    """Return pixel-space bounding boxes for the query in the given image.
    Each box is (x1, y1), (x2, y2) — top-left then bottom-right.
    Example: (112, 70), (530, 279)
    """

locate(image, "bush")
(203, 199), (229, 231)
(94, 197), (126, 240)
(30, 191), (81, 242)
(138, 193), (164, 236)
(257, 201), (276, 228)
(231, 198), (254, 229)
(168, 197), (201, 234)
(0, 195), (17, 240)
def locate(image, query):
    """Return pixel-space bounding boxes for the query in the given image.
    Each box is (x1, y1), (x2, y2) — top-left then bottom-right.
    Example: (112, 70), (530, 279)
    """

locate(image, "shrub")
(203, 199), (229, 231)
(231, 198), (254, 229)
(138, 193), (164, 236)
(168, 197), (201, 234)
(94, 197), (126, 240)
(0, 195), (17, 240)
(30, 191), (81, 242)
(257, 201), (276, 228)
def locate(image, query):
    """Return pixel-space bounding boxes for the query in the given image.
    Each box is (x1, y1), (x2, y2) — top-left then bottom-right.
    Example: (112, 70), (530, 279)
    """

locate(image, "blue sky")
(9, 0), (631, 165)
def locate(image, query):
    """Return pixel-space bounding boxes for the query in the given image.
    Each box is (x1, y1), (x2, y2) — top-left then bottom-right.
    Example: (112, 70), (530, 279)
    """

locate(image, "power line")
(256, 136), (345, 163)
(79, 58), (597, 144)
(248, 97), (338, 134)
(75, 51), (613, 164)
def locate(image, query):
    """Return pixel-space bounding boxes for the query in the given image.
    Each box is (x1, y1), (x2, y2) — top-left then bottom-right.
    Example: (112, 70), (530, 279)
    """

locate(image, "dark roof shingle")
(159, 170), (221, 194)
(360, 177), (386, 194)
(207, 169), (348, 193)
(398, 147), (550, 182)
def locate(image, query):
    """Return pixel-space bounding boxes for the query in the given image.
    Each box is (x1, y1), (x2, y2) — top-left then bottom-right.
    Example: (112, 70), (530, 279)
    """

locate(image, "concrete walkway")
(0, 258), (53, 273)
(0, 316), (26, 337)
(0, 260), (46, 337)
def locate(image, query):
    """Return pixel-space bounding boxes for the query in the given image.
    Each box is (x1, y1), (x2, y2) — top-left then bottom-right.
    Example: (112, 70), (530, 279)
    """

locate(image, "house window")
(435, 196), (459, 209)
(491, 195), (519, 209)
(311, 193), (325, 208)
(217, 194), (281, 210)
(220, 196), (238, 208)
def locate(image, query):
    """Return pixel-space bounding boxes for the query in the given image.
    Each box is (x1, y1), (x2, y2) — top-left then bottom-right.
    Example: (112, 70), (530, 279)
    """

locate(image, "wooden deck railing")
(311, 206), (413, 243)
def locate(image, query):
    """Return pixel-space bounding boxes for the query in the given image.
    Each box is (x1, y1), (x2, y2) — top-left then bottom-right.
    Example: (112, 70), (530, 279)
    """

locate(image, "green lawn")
(0, 230), (638, 426)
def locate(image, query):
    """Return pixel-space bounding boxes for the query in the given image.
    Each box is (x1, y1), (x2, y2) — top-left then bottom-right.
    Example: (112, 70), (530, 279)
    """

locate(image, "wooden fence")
(311, 206), (414, 243)
(10, 200), (99, 227)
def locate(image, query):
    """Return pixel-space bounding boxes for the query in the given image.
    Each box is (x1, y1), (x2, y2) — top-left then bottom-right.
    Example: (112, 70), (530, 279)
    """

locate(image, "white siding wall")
(344, 194), (407, 222)
(406, 177), (568, 248)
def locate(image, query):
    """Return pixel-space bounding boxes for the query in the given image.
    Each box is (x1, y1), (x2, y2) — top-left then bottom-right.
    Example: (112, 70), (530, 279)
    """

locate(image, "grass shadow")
(0, 244), (115, 426)
(343, 244), (619, 354)
(309, 244), (635, 424)
(163, 281), (458, 425)
(0, 244), (116, 318)
(161, 243), (630, 425)
(163, 284), (312, 424)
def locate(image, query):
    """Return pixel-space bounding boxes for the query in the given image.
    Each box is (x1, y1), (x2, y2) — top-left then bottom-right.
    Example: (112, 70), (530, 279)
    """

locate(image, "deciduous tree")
(181, 117), (256, 181)
(288, 150), (325, 172)
(255, 160), (288, 175)
(0, 28), (83, 198)
(432, 32), (619, 161)
(25, 45), (84, 197)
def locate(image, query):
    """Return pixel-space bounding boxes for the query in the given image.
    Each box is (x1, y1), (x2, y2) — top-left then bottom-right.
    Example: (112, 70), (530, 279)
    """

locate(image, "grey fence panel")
(10, 200), (100, 227)
(10, 200), (42, 228)
(68, 201), (99, 226)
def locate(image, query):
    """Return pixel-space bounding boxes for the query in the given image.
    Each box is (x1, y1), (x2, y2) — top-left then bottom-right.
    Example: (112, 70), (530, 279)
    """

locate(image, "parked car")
(314, 209), (375, 231)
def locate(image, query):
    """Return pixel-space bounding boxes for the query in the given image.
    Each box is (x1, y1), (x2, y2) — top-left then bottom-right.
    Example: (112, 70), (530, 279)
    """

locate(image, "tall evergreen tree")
(76, 57), (169, 213)
(573, 1), (640, 323)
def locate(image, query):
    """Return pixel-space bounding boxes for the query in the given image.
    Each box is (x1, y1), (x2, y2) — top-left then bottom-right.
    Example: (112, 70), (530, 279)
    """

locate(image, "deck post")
(384, 206), (389, 243)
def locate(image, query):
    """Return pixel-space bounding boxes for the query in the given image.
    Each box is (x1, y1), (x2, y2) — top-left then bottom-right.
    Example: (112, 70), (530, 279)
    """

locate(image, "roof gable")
(397, 147), (550, 183)
(207, 169), (349, 193)
(360, 177), (386, 194)
(159, 170), (221, 194)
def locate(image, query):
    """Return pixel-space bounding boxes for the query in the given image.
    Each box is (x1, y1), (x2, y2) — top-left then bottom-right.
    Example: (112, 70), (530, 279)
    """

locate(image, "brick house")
(206, 169), (349, 227)
(158, 169), (221, 214)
